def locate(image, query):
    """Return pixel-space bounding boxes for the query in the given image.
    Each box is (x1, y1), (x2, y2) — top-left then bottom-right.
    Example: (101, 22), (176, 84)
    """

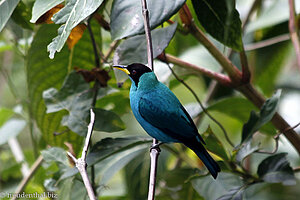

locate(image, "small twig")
(245, 34), (290, 51)
(240, 47), (251, 83)
(103, 40), (120, 63)
(161, 54), (234, 147)
(67, 109), (96, 200)
(158, 53), (232, 86)
(12, 155), (43, 200)
(141, 0), (154, 71)
(288, 0), (300, 71)
(148, 140), (160, 200)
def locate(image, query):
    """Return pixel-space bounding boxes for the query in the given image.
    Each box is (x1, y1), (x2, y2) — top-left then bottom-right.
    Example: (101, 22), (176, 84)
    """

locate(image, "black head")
(113, 63), (152, 86)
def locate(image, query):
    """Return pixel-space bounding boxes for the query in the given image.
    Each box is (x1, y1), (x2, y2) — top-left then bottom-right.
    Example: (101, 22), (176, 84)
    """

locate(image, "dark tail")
(185, 139), (220, 179)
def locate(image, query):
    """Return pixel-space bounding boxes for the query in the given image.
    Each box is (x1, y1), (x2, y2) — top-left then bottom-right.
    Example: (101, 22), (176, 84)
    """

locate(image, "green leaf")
(43, 72), (121, 135)
(158, 168), (201, 199)
(110, 0), (185, 40)
(255, 43), (292, 96)
(86, 136), (152, 165)
(95, 144), (148, 188)
(0, 119), (26, 145)
(191, 0), (242, 51)
(191, 173), (243, 200)
(27, 24), (82, 150)
(206, 97), (276, 135)
(30, 0), (64, 23)
(241, 91), (281, 143)
(47, 0), (104, 58)
(235, 140), (259, 163)
(0, 108), (14, 127)
(0, 0), (20, 32)
(113, 23), (177, 65)
(11, 1), (33, 30)
(41, 147), (69, 167)
(217, 186), (244, 200)
(257, 153), (296, 185)
(202, 126), (229, 160)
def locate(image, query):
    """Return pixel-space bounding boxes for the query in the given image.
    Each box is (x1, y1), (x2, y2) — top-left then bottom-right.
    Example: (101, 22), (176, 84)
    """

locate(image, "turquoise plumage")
(114, 63), (220, 179)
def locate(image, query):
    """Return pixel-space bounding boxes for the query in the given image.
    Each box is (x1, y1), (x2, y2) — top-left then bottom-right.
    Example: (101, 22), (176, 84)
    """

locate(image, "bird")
(113, 63), (220, 179)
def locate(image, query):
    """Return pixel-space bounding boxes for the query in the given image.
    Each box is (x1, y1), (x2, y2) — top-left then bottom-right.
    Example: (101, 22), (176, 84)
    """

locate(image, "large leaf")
(86, 136), (152, 165)
(205, 97), (276, 135)
(43, 72), (123, 136)
(0, 0), (20, 32)
(11, 1), (33, 30)
(113, 23), (177, 65)
(27, 24), (81, 150)
(191, 0), (242, 51)
(47, 0), (104, 58)
(217, 186), (244, 200)
(110, 0), (185, 40)
(202, 126), (229, 160)
(241, 91), (281, 143)
(255, 42), (292, 96)
(191, 173), (243, 200)
(257, 153), (296, 185)
(30, 0), (64, 23)
(0, 119), (26, 145)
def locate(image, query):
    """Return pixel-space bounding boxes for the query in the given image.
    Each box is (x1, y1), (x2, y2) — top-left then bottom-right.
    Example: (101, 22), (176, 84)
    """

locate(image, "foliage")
(0, 0), (300, 199)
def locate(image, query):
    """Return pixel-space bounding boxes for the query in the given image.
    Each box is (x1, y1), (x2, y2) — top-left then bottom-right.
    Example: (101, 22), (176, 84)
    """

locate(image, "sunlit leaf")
(202, 126), (229, 160)
(191, 0), (242, 51)
(257, 153), (296, 185)
(113, 23), (177, 65)
(110, 0), (185, 40)
(47, 0), (104, 58)
(0, 108), (14, 127)
(241, 91), (281, 143)
(0, 0), (20, 32)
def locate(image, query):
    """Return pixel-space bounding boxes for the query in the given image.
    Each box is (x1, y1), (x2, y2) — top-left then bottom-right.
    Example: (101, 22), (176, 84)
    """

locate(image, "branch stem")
(141, 0), (154, 71)
(12, 155), (43, 200)
(67, 109), (97, 200)
(288, 0), (300, 71)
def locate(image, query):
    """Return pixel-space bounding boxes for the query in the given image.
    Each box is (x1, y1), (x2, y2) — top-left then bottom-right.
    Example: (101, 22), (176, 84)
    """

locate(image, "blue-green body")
(129, 72), (220, 178)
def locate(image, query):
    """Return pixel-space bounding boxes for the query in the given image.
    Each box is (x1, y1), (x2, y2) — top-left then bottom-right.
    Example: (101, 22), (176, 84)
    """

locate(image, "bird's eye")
(132, 70), (137, 75)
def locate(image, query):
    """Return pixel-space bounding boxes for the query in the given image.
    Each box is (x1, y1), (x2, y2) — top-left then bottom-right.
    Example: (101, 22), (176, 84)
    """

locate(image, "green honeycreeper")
(114, 63), (220, 179)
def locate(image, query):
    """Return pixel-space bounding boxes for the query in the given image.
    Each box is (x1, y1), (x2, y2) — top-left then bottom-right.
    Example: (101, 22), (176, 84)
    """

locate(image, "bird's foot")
(150, 142), (163, 152)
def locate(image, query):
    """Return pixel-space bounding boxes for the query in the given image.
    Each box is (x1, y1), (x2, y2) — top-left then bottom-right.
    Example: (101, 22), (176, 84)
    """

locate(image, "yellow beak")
(113, 65), (130, 75)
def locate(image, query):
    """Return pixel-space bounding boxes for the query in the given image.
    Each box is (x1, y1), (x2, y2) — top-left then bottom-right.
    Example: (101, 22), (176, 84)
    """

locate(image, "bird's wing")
(138, 90), (204, 143)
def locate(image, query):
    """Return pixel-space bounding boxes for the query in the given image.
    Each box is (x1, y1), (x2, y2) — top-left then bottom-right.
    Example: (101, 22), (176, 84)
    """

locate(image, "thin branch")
(158, 53), (232, 86)
(141, 0), (154, 71)
(161, 55), (234, 147)
(245, 34), (290, 51)
(67, 109), (96, 200)
(103, 40), (120, 63)
(12, 155), (43, 200)
(240, 48), (251, 83)
(289, 0), (300, 71)
(140, 0), (160, 199)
